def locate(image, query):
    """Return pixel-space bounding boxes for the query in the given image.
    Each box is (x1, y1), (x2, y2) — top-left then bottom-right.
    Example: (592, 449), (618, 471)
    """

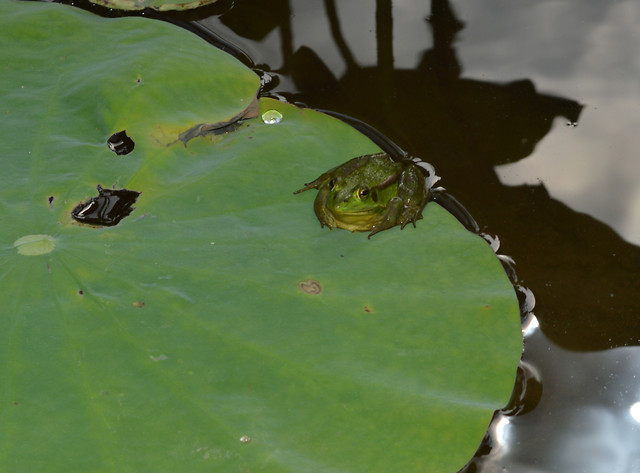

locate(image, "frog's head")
(324, 177), (392, 227)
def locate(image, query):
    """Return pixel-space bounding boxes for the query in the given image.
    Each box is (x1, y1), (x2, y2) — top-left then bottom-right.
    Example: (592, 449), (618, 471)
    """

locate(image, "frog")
(294, 152), (431, 238)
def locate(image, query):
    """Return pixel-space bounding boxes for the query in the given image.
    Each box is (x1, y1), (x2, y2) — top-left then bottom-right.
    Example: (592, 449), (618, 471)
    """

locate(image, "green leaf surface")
(0, 2), (522, 472)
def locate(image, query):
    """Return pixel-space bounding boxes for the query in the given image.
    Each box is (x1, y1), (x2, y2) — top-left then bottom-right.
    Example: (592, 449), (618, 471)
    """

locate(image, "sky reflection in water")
(457, 1), (640, 245)
(487, 319), (640, 472)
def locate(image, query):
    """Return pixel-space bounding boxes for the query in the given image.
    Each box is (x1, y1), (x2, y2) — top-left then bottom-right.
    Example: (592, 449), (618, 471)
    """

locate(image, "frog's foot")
(399, 209), (424, 229)
(397, 203), (424, 230)
(320, 220), (335, 230)
(367, 223), (391, 239)
(294, 172), (332, 194)
(315, 200), (338, 231)
(368, 197), (404, 238)
(311, 187), (335, 229)
(318, 217), (336, 231)
(294, 181), (318, 194)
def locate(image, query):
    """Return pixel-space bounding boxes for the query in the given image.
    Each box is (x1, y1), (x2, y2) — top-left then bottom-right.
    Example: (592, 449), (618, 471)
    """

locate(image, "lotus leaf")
(0, 2), (522, 472)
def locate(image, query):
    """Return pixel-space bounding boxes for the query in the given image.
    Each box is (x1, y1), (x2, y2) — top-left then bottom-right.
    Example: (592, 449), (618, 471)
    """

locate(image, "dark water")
(62, 0), (640, 470)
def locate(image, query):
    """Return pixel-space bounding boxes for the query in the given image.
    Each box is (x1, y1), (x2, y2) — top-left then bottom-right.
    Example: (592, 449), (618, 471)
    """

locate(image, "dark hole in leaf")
(107, 130), (135, 155)
(78, 290), (84, 296)
(48, 195), (54, 207)
(71, 185), (140, 227)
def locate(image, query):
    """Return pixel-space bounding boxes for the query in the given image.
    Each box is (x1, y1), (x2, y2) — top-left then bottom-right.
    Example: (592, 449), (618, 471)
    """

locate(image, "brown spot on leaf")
(132, 301), (145, 308)
(298, 279), (322, 295)
(364, 305), (372, 313)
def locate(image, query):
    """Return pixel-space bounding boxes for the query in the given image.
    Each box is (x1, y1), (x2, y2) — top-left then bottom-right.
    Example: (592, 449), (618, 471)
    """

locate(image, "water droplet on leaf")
(261, 109), (282, 124)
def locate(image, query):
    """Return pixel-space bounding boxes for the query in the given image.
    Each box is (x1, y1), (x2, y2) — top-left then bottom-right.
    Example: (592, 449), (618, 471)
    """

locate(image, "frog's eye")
(329, 179), (335, 189)
(357, 188), (370, 199)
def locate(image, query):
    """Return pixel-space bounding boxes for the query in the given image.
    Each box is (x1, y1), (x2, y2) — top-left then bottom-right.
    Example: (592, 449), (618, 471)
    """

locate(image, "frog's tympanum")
(294, 153), (431, 238)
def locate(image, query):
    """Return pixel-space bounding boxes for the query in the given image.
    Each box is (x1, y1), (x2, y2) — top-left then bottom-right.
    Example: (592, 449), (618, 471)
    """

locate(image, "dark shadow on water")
(216, 0), (640, 352)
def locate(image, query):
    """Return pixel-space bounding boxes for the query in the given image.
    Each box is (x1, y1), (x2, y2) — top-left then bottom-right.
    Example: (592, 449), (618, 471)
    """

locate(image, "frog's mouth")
(332, 205), (386, 217)
(337, 209), (376, 215)
(329, 208), (384, 230)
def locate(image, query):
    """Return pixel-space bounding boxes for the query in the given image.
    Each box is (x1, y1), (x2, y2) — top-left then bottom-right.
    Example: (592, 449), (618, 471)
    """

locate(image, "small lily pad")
(89, 0), (219, 11)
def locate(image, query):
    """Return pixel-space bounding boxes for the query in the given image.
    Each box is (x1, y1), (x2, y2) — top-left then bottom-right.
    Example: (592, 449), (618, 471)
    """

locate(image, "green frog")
(294, 152), (431, 238)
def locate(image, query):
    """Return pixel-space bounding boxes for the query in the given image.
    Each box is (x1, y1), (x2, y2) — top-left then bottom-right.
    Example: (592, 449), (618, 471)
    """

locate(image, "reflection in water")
(457, 1), (640, 245)
(479, 320), (640, 473)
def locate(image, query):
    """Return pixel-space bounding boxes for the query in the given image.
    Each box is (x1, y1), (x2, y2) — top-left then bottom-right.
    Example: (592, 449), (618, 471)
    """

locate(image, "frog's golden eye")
(357, 188), (370, 199)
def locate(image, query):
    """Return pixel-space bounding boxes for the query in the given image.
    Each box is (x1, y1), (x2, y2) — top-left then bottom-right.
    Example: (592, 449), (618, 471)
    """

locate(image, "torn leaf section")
(71, 185), (141, 227)
(175, 96), (259, 146)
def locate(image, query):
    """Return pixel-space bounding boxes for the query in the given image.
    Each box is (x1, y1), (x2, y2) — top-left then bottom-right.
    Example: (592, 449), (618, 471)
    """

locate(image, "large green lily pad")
(0, 2), (521, 472)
